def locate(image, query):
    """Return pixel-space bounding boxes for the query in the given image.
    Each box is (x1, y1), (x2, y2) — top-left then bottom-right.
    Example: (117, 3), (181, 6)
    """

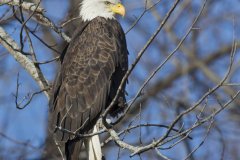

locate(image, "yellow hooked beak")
(110, 3), (126, 17)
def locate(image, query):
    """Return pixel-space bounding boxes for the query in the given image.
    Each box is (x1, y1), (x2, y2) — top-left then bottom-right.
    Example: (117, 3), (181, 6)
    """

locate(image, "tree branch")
(0, 26), (50, 98)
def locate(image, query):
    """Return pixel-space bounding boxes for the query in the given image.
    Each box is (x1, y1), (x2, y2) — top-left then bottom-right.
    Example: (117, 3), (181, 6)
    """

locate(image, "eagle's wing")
(49, 17), (128, 144)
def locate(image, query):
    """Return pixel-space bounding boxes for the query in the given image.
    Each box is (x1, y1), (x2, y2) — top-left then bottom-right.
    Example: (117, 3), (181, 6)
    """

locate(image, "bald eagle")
(49, 0), (128, 159)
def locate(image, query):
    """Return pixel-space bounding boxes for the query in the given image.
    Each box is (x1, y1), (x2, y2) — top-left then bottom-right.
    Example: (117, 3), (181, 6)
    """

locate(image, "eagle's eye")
(104, 1), (111, 5)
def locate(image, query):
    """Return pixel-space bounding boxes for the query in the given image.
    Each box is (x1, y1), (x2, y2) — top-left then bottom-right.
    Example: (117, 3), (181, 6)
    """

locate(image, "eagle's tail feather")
(85, 125), (102, 160)
(65, 138), (83, 160)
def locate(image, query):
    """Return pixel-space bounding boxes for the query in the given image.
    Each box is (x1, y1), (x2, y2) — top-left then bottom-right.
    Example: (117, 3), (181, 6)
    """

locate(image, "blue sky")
(0, 0), (240, 159)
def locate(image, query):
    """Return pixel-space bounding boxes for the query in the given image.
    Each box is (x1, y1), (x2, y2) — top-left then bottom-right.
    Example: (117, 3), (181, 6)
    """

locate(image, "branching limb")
(0, 0), (44, 13)
(0, 26), (50, 98)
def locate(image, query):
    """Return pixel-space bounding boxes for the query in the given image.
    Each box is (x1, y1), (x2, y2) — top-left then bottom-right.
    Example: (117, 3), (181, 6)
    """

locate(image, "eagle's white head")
(80, 0), (125, 21)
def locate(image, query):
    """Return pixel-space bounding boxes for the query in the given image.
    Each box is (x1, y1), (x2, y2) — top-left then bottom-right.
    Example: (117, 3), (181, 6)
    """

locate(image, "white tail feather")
(85, 125), (102, 160)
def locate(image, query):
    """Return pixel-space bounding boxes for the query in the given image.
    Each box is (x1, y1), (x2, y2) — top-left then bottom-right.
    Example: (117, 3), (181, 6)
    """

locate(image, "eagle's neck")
(79, 0), (115, 22)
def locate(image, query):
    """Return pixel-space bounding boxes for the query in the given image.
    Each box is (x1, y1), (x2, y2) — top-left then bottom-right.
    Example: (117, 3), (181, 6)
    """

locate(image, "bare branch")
(0, 0), (44, 13)
(0, 26), (50, 98)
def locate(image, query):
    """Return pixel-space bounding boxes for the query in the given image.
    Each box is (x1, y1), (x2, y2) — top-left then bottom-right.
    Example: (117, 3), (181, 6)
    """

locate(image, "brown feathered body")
(49, 17), (128, 159)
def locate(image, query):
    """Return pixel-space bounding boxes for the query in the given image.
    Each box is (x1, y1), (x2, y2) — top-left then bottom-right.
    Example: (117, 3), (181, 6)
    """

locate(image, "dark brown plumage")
(49, 17), (128, 159)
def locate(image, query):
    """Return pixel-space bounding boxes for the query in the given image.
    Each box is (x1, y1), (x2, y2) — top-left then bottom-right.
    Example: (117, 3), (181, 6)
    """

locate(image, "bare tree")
(0, 0), (240, 159)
